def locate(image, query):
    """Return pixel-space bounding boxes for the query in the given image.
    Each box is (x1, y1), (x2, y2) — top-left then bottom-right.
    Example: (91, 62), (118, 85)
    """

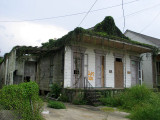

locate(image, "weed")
(48, 101), (66, 109)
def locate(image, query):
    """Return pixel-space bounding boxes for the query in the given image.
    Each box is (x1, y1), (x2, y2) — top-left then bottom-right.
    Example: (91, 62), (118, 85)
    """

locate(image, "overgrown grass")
(48, 101), (66, 109)
(72, 93), (87, 105)
(100, 85), (160, 120)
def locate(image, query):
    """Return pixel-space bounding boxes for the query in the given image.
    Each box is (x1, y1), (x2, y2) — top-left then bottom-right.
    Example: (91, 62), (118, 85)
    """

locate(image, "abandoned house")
(125, 30), (160, 88)
(0, 16), (157, 91)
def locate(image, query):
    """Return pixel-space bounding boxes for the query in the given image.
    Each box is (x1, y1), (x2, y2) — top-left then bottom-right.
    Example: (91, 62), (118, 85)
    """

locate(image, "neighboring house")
(0, 16), (154, 91)
(125, 30), (160, 88)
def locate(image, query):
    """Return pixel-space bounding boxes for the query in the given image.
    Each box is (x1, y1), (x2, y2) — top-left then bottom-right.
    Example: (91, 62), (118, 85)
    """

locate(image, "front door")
(131, 60), (138, 86)
(73, 52), (83, 88)
(95, 54), (105, 87)
(115, 58), (124, 88)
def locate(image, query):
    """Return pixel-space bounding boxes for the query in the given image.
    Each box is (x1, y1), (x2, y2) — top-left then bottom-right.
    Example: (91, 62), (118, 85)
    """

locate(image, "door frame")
(71, 46), (86, 88)
(130, 56), (140, 86)
(114, 53), (124, 88)
(94, 49), (107, 88)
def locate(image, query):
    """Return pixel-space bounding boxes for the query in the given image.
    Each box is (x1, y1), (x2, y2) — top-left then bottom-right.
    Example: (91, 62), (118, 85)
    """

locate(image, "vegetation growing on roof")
(1, 16), (158, 63)
(0, 57), (3, 64)
(41, 16), (158, 54)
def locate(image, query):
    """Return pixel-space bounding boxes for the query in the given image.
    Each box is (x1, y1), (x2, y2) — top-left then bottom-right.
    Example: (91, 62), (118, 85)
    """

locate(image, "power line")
(0, 0), (140, 23)
(140, 11), (160, 33)
(129, 10), (160, 40)
(125, 3), (160, 18)
(122, 0), (126, 33)
(78, 0), (98, 27)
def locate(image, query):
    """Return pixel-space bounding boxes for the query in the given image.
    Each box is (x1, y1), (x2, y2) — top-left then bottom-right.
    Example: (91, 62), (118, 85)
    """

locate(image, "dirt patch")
(42, 103), (130, 120)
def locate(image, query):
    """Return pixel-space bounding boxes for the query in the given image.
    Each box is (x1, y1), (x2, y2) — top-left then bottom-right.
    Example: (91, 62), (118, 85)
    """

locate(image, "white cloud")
(0, 22), (68, 56)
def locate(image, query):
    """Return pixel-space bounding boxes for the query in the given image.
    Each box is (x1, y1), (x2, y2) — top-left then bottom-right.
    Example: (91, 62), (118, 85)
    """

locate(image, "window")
(115, 58), (122, 62)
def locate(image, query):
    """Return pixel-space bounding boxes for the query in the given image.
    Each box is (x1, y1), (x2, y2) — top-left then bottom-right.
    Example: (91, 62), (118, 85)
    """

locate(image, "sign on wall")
(88, 71), (94, 80)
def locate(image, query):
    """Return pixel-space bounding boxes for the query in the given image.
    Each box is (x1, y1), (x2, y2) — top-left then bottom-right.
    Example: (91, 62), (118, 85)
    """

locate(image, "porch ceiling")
(82, 35), (152, 54)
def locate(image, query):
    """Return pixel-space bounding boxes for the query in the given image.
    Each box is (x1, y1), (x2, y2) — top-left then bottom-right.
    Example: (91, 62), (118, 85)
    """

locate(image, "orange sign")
(88, 71), (94, 80)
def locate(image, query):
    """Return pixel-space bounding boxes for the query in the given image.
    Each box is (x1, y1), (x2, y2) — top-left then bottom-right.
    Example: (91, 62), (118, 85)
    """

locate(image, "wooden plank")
(115, 61), (124, 88)
(101, 56), (105, 87)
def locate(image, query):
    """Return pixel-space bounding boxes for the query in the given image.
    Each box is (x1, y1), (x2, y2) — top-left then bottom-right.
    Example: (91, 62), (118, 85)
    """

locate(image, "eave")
(81, 34), (152, 54)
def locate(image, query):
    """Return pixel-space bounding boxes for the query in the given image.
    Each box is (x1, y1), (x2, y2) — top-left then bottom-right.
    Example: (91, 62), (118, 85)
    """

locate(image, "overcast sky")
(0, 0), (160, 56)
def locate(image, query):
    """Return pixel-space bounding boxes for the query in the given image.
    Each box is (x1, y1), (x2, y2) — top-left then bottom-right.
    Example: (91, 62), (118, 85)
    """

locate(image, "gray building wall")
(125, 31), (153, 88)
(38, 49), (64, 91)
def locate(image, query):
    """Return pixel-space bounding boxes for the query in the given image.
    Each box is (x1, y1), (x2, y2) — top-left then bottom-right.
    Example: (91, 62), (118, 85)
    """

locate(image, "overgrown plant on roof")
(41, 16), (158, 55)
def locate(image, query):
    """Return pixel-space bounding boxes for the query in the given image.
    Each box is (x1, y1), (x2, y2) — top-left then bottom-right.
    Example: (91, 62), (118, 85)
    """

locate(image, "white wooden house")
(0, 16), (154, 91)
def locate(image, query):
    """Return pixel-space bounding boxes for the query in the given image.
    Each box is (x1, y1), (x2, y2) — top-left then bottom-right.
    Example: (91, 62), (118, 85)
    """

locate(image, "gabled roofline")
(125, 29), (160, 42)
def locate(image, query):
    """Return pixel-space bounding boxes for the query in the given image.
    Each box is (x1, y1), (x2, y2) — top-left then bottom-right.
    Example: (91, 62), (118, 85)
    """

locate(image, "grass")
(100, 85), (160, 120)
(48, 101), (66, 109)
(100, 107), (115, 112)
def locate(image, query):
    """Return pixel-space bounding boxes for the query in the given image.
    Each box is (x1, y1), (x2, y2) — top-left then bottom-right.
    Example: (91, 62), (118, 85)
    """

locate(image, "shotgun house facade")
(125, 30), (160, 88)
(63, 35), (151, 89)
(0, 16), (154, 90)
(41, 16), (153, 89)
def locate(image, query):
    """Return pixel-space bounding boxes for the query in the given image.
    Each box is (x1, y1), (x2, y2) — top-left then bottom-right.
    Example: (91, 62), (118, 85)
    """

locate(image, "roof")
(41, 16), (157, 53)
(124, 30), (160, 47)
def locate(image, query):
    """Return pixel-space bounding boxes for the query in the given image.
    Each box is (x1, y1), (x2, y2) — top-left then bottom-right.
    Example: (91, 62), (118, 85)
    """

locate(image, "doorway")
(115, 58), (124, 88)
(72, 52), (83, 88)
(95, 54), (105, 87)
(131, 60), (138, 86)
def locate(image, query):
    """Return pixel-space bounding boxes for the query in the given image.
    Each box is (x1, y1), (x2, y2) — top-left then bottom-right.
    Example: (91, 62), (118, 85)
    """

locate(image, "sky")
(0, 0), (160, 56)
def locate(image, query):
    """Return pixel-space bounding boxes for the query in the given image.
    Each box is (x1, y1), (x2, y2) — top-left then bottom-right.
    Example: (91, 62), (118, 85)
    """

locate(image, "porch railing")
(84, 77), (94, 89)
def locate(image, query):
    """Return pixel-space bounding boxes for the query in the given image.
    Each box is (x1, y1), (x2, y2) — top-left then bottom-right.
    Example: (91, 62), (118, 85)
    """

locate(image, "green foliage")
(48, 101), (66, 109)
(72, 93), (87, 105)
(59, 94), (69, 102)
(50, 83), (62, 99)
(99, 95), (122, 107)
(129, 93), (160, 120)
(94, 16), (127, 39)
(41, 39), (57, 48)
(0, 57), (3, 64)
(0, 82), (43, 120)
(41, 16), (158, 55)
(100, 85), (160, 120)
(120, 85), (152, 110)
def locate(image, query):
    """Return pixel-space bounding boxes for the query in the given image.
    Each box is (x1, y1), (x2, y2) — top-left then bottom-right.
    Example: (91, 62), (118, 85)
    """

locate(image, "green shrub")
(48, 101), (66, 109)
(99, 95), (122, 107)
(129, 93), (160, 120)
(120, 85), (152, 110)
(50, 83), (62, 98)
(0, 82), (43, 120)
(72, 93), (87, 105)
(59, 94), (69, 102)
(100, 85), (160, 120)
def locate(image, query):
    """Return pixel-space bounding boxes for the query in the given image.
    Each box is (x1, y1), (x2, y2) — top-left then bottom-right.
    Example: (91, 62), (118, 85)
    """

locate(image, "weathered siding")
(0, 62), (5, 88)
(5, 50), (16, 85)
(125, 54), (131, 87)
(141, 53), (153, 87)
(64, 44), (139, 88)
(85, 47), (95, 87)
(106, 52), (115, 87)
(64, 47), (72, 88)
(38, 56), (50, 91)
(38, 49), (64, 91)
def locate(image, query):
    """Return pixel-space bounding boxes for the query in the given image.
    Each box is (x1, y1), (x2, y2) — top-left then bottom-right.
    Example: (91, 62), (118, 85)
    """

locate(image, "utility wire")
(122, 0), (126, 33)
(125, 3), (160, 18)
(78, 0), (98, 27)
(140, 11), (160, 33)
(0, 0), (140, 23)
